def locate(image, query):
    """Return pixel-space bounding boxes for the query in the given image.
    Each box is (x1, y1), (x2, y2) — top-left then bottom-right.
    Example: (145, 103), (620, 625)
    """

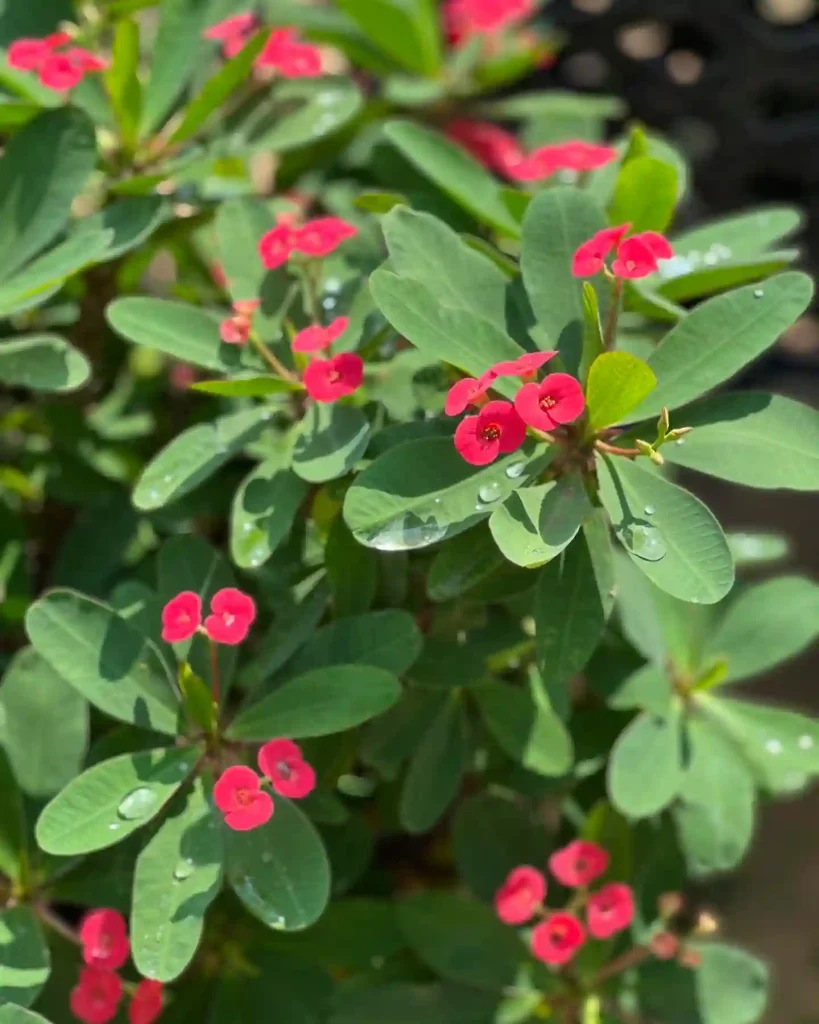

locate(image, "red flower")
(303, 352), (363, 402)
(587, 883), (635, 939)
(571, 224), (631, 277)
(492, 351), (557, 380)
(258, 222), (299, 269)
(220, 317), (250, 345)
(70, 967), (123, 1024)
(204, 587), (256, 645)
(446, 120), (525, 176)
(293, 217), (357, 258)
(65, 47), (107, 72)
(203, 13), (258, 57)
(258, 738), (316, 799)
(610, 231), (674, 279)
(7, 38), (53, 71)
(160, 592), (202, 643)
(445, 0), (534, 41)
(495, 866), (547, 925)
(129, 981), (163, 1024)
(551, 141), (618, 173)
(256, 28), (322, 77)
(506, 149), (559, 182)
(292, 315), (349, 353)
(514, 373), (585, 432)
(39, 52), (85, 90)
(79, 909), (130, 970)
(649, 932), (680, 960)
(531, 913), (586, 966)
(454, 399), (526, 466)
(444, 371), (497, 416)
(549, 840), (609, 887)
(213, 765), (273, 831)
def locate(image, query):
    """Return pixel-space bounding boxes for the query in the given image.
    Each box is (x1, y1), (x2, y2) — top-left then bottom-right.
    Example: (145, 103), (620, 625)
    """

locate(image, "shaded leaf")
(0, 335), (90, 393)
(293, 403), (370, 484)
(0, 908), (49, 1007)
(474, 680), (573, 776)
(608, 709), (683, 818)
(400, 695), (468, 833)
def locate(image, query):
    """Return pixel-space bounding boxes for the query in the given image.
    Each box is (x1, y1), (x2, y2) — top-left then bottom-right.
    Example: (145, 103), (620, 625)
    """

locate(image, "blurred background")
(542, 1), (818, 1017)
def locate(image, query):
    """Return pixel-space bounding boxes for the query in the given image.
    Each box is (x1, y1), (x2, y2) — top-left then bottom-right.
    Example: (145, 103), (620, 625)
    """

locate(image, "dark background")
(545, 2), (819, 1017)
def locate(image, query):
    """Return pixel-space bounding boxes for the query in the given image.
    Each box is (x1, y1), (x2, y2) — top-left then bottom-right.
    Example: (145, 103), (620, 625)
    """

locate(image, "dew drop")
(643, 504), (656, 516)
(619, 523), (666, 562)
(162, 474), (173, 484)
(765, 738), (783, 755)
(798, 735), (814, 750)
(504, 461), (526, 480)
(108, 823), (121, 832)
(753, 288), (764, 298)
(362, 513), (446, 551)
(117, 787), (159, 821)
(173, 859), (195, 881)
(675, 437), (686, 446)
(477, 480), (503, 504)
(261, 852), (273, 864)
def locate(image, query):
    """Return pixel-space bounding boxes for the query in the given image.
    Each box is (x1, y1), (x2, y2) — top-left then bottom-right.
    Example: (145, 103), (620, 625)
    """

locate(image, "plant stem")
(603, 278), (623, 349)
(594, 439), (640, 459)
(590, 945), (651, 987)
(208, 637), (221, 708)
(248, 333), (298, 382)
(36, 904), (81, 946)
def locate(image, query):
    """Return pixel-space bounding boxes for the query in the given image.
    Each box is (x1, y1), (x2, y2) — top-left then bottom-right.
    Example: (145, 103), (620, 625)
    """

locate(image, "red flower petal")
(495, 866), (547, 924)
(160, 591), (202, 643)
(70, 967), (123, 1024)
(446, 119), (525, 175)
(7, 38), (51, 71)
(203, 13), (258, 41)
(571, 224), (631, 277)
(258, 224), (297, 269)
(549, 839), (609, 887)
(302, 352), (363, 402)
(492, 351), (557, 378)
(213, 765), (261, 812)
(292, 217), (357, 258)
(258, 739), (316, 799)
(611, 235), (660, 279)
(220, 316), (249, 345)
(224, 789), (274, 831)
(292, 316), (348, 354)
(39, 52), (84, 90)
(128, 980), (163, 1024)
(205, 587), (256, 645)
(514, 374), (585, 431)
(454, 400), (525, 465)
(636, 230), (673, 260)
(79, 909), (130, 971)
(531, 913), (586, 966)
(587, 883), (635, 939)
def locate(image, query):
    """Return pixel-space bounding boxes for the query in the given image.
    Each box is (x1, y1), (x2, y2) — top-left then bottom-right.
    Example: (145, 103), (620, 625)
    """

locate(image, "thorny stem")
(248, 332), (298, 382)
(603, 278), (623, 350)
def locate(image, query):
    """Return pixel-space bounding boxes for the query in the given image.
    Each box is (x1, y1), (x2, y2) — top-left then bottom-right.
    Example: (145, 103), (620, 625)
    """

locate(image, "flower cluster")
(447, 352), (585, 465)
(213, 739), (316, 831)
(293, 316), (363, 403)
(572, 224), (674, 280)
(444, 0), (534, 43)
(204, 16), (323, 75)
(71, 910), (162, 1024)
(495, 841), (635, 967)
(220, 299), (260, 346)
(161, 588), (256, 645)
(258, 215), (357, 269)
(447, 121), (617, 181)
(8, 34), (106, 91)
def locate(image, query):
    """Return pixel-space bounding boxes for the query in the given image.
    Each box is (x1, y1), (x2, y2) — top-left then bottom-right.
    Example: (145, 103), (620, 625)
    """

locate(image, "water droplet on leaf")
(117, 787), (159, 821)
(675, 437), (686, 446)
(619, 523), (666, 562)
(173, 859), (195, 881)
(753, 288), (764, 298)
(643, 505), (656, 515)
(765, 738), (783, 755)
(798, 735), (814, 750)
(504, 461), (526, 480)
(477, 480), (503, 504)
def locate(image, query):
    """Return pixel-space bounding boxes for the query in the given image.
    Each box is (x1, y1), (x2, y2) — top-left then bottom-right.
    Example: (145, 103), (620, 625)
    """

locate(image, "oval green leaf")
(608, 709), (683, 818)
(585, 351), (657, 430)
(0, 335), (90, 393)
(292, 403), (371, 484)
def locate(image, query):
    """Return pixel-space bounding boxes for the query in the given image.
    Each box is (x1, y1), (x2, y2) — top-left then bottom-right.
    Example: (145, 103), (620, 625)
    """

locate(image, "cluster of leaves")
(1, 2), (818, 1024)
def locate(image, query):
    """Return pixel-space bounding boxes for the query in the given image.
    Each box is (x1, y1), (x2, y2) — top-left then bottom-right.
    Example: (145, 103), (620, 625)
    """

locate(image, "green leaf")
(106, 18), (142, 149)
(383, 120), (520, 236)
(580, 282), (604, 384)
(336, 0), (441, 74)
(452, 793), (549, 902)
(475, 680), (573, 777)
(670, 206), (802, 260)
(25, 590), (178, 734)
(131, 779), (223, 982)
(191, 377), (298, 397)
(133, 406), (269, 510)
(361, 691), (443, 778)
(344, 436), (543, 551)
(0, 750), (26, 884)
(695, 943), (769, 1024)
(674, 716), (755, 876)
(0, 908), (49, 1007)
(287, 610), (422, 677)
(326, 516), (377, 616)
(292, 403), (370, 484)
(0, 1007), (53, 1024)
(397, 892), (540, 990)
(704, 576), (819, 684)
(649, 251), (798, 305)
(225, 796), (330, 930)
(597, 455), (734, 604)
(75, 195), (168, 262)
(602, 662), (673, 716)
(489, 474), (590, 568)
(399, 695), (467, 834)
(535, 518), (614, 692)
(521, 187), (610, 374)
(0, 647), (88, 797)
(35, 745), (201, 856)
(608, 709), (683, 817)
(106, 297), (243, 372)
(660, 391), (819, 490)
(608, 156), (677, 233)
(380, 206), (507, 329)
(331, 983), (497, 1024)
(0, 335), (90, 393)
(726, 531), (789, 568)
(210, 950), (334, 1022)
(0, 108), (96, 281)
(704, 697), (819, 796)
(585, 351), (657, 430)
(156, 534), (237, 695)
(427, 525), (504, 602)
(240, 77), (363, 154)
(239, 584), (330, 689)
(582, 801), (632, 884)
(231, 458), (308, 570)
(140, 0), (210, 135)
(370, 269), (523, 396)
(227, 665), (401, 741)
(169, 31), (268, 144)
(632, 273), (815, 418)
